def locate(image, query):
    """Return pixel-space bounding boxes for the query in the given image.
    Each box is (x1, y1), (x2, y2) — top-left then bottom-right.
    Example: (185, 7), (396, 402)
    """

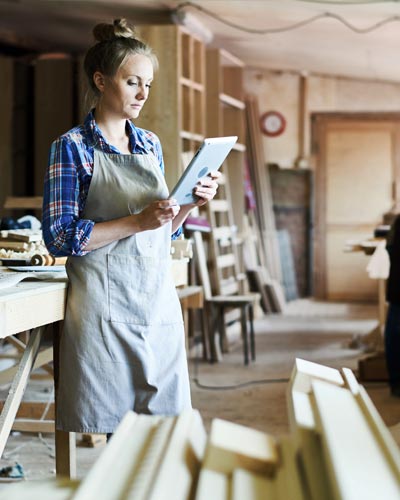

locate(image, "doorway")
(312, 113), (400, 301)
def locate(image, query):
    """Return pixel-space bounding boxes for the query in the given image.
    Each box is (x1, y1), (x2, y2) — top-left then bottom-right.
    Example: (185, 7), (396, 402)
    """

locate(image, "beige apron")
(56, 149), (191, 433)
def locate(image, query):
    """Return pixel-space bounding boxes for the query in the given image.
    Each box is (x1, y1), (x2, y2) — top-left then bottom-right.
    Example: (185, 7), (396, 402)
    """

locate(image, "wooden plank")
(0, 327), (42, 457)
(177, 286), (204, 309)
(219, 281), (240, 296)
(0, 401), (54, 419)
(80, 433), (107, 448)
(216, 253), (236, 269)
(356, 384), (400, 481)
(55, 430), (77, 480)
(195, 468), (230, 500)
(73, 413), (167, 499)
(209, 199), (229, 213)
(180, 76), (204, 91)
(0, 477), (77, 498)
(231, 468), (274, 500)
(275, 437), (307, 500)
(289, 358), (344, 394)
(12, 418), (55, 433)
(53, 319), (76, 480)
(287, 389), (334, 500)
(212, 226), (235, 241)
(219, 93), (245, 110)
(3, 196), (43, 210)
(245, 95), (283, 283)
(311, 380), (400, 499)
(203, 418), (278, 475)
(0, 241), (28, 250)
(148, 411), (207, 500)
(0, 284), (67, 338)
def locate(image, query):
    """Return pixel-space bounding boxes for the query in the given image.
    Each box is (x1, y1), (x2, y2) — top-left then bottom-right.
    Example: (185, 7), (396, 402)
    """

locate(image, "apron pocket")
(107, 253), (180, 325)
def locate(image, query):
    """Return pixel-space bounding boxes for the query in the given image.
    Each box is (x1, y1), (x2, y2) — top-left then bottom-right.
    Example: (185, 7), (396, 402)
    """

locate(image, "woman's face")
(98, 53), (154, 120)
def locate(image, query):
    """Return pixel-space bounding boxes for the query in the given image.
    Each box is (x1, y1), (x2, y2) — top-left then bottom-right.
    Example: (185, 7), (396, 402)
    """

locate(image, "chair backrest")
(193, 231), (213, 300)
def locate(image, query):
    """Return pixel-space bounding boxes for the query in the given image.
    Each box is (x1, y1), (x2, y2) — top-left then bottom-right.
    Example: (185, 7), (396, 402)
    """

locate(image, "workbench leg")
(55, 429), (76, 478)
(0, 327), (43, 458)
(53, 321), (76, 479)
(378, 278), (387, 335)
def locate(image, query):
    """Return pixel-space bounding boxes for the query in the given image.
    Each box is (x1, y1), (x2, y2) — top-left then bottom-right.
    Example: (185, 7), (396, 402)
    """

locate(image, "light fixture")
(172, 9), (214, 44)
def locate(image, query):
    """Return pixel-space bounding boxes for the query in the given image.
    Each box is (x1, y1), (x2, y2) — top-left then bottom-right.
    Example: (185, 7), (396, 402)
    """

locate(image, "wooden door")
(313, 114), (400, 301)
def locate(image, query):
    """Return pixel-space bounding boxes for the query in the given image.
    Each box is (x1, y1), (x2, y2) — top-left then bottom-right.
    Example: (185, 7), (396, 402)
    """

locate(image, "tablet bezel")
(169, 136), (238, 205)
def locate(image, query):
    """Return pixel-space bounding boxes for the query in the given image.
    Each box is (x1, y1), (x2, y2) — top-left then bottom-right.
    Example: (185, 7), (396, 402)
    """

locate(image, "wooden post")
(53, 321), (76, 479)
(0, 327), (42, 457)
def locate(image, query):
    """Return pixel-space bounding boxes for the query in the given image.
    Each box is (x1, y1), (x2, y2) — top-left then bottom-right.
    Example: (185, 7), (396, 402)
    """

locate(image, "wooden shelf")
(219, 93), (245, 110)
(180, 77), (204, 92)
(180, 130), (204, 142)
(206, 48), (247, 234)
(219, 48), (245, 68)
(136, 25), (206, 190)
(233, 143), (246, 152)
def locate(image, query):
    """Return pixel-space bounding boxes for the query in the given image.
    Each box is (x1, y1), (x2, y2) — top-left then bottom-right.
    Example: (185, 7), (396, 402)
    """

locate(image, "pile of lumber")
(3, 358), (400, 499)
(0, 229), (65, 265)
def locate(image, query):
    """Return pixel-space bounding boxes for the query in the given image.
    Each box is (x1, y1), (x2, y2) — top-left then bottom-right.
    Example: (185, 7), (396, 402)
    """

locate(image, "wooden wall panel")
(34, 57), (73, 196)
(136, 25), (180, 190)
(0, 57), (14, 215)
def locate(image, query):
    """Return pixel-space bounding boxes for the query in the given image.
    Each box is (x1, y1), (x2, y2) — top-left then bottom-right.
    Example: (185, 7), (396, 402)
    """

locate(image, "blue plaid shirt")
(43, 110), (181, 257)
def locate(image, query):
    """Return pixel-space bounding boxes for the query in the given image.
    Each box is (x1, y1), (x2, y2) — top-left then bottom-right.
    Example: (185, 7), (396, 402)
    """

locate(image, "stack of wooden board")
(0, 229), (55, 264)
(3, 359), (400, 499)
(244, 95), (286, 313)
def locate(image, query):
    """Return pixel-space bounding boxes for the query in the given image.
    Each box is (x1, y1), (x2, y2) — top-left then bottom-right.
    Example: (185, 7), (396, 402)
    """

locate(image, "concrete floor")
(0, 299), (399, 487)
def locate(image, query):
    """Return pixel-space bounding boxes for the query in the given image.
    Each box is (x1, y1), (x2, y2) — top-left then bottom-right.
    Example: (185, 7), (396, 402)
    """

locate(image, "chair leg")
(206, 304), (217, 363)
(249, 304), (256, 361)
(200, 307), (210, 361)
(218, 306), (226, 354)
(208, 305), (223, 363)
(241, 305), (249, 365)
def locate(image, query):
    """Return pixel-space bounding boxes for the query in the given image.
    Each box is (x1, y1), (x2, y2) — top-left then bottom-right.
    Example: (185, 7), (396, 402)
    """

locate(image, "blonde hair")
(83, 18), (158, 105)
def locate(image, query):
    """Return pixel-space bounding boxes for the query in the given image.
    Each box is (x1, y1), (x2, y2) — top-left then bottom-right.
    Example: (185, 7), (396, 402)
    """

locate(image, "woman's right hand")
(134, 199), (180, 231)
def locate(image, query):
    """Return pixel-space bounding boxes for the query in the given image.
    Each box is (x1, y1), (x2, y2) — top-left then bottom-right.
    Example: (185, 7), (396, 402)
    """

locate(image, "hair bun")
(93, 18), (136, 42)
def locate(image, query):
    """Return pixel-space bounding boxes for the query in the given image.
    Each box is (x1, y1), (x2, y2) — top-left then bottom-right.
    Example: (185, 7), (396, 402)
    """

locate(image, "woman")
(42, 19), (219, 434)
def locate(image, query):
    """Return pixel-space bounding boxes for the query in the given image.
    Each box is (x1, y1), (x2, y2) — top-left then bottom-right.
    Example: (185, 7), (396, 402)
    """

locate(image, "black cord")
(191, 340), (289, 391)
(175, 1), (400, 35)
(191, 376), (290, 391)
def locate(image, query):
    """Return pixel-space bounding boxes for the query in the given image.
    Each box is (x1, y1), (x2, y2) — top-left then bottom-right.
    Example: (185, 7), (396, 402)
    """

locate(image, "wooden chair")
(192, 230), (259, 365)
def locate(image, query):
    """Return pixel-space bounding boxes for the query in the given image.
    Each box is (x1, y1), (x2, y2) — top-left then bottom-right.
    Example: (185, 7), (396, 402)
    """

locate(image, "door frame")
(311, 112), (400, 299)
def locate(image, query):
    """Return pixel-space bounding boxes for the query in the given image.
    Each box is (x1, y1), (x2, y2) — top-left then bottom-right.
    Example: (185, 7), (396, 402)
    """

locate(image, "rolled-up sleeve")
(42, 137), (94, 257)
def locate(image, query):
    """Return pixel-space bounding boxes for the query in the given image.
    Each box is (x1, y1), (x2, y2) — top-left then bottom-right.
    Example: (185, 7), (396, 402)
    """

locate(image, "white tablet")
(169, 136), (238, 205)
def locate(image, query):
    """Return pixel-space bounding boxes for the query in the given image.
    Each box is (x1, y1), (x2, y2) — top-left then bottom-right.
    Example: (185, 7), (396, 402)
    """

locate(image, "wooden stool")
(208, 295), (257, 365)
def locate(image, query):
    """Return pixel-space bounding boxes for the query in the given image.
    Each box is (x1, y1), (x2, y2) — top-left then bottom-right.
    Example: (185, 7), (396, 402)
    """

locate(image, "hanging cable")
(175, 1), (400, 35)
(298, 0), (400, 5)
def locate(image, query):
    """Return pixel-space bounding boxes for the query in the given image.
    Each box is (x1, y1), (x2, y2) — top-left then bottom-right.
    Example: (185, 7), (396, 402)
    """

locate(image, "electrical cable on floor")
(190, 339), (289, 391)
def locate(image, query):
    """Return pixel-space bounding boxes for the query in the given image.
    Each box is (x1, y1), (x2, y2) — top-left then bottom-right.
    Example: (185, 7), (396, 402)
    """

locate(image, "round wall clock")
(259, 111), (286, 137)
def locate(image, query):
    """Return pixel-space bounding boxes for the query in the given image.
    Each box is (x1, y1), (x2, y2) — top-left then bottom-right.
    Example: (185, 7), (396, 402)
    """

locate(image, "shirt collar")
(84, 109), (149, 154)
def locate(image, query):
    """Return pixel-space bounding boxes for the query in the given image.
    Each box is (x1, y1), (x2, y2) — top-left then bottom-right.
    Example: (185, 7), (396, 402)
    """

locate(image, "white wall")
(245, 69), (400, 168)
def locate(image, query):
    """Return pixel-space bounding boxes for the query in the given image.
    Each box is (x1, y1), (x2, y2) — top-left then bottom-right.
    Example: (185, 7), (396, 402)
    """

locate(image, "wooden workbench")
(0, 278), (71, 474)
(0, 269), (203, 478)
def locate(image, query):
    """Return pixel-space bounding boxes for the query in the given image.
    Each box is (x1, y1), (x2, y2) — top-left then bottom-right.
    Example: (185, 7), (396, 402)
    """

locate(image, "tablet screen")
(169, 136), (238, 205)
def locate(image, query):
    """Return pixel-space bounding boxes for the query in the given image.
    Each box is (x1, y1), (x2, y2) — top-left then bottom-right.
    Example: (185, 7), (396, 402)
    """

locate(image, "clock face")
(260, 111), (286, 137)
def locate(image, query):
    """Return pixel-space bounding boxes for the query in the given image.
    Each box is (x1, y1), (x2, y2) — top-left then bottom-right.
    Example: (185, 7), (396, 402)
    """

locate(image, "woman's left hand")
(193, 171), (221, 206)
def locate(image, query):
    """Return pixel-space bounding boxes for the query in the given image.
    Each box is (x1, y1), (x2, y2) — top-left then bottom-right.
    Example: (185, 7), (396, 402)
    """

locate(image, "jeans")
(384, 302), (400, 389)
